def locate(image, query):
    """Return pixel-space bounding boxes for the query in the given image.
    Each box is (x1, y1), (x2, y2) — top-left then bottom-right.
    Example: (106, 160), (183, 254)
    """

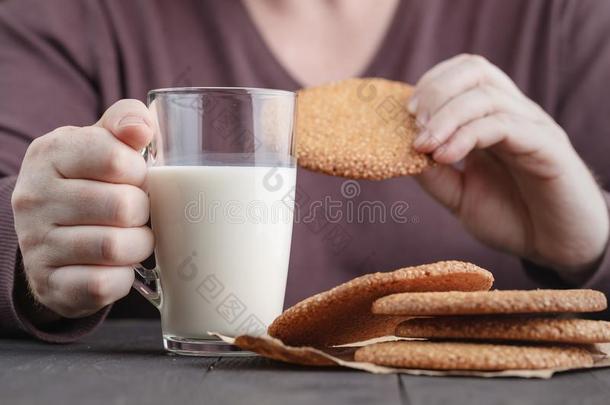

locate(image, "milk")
(146, 165), (296, 339)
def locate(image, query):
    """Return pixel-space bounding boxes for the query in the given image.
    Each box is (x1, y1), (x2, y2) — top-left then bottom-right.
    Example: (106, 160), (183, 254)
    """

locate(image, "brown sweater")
(1, 0), (609, 342)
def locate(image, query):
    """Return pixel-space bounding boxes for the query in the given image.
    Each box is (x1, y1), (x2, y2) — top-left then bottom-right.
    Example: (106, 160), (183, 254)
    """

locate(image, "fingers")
(431, 114), (507, 164)
(41, 225), (154, 267)
(96, 99), (154, 150)
(23, 99), (152, 186)
(14, 98), (155, 320)
(50, 126), (148, 186)
(408, 54), (564, 168)
(413, 85), (535, 154)
(432, 113), (515, 163)
(434, 113), (559, 163)
(410, 54), (522, 122)
(49, 179), (149, 227)
(45, 265), (135, 318)
(429, 113), (562, 176)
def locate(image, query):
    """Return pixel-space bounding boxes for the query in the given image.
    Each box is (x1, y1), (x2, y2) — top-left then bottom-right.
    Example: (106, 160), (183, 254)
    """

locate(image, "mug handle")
(132, 265), (162, 309)
(131, 142), (162, 309)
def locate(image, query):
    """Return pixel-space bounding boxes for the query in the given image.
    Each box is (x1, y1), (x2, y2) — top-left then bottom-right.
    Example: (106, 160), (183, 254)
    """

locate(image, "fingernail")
(118, 115), (146, 128)
(407, 96), (418, 114)
(413, 131), (429, 149)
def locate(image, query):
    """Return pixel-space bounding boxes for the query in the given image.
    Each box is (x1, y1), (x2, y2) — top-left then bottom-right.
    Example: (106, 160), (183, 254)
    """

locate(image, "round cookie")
(354, 341), (594, 371)
(396, 316), (610, 344)
(267, 261), (493, 347)
(295, 78), (433, 180)
(372, 289), (607, 316)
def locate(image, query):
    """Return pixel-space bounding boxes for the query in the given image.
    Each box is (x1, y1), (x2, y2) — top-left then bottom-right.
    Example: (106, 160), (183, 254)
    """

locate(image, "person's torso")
(92, 0), (584, 316)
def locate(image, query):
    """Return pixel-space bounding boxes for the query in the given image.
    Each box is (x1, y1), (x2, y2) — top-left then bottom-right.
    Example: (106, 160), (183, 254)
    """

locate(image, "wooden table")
(1, 320), (609, 404)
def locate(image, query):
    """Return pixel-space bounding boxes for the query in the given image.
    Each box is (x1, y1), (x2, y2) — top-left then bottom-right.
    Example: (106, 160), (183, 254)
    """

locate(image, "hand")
(11, 100), (155, 319)
(409, 54), (609, 280)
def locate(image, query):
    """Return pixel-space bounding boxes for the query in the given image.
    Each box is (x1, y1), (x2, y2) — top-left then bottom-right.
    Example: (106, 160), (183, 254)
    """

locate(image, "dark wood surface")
(1, 320), (610, 405)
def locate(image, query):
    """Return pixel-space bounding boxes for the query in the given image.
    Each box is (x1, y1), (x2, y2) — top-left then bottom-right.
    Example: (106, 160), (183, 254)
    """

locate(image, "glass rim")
(148, 86), (295, 98)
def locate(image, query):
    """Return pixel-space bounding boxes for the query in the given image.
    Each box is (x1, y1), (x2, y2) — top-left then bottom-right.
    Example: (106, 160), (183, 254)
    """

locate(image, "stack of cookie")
(356, 289), (610, 370)
(265, 260), (610, 371)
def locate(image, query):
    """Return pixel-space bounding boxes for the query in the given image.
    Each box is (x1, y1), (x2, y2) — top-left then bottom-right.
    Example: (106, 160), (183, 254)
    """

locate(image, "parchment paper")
(212, 333), (610, 379)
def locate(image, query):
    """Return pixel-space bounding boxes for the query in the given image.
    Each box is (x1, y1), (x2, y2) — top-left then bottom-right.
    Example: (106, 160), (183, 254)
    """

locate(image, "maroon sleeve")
(523, 0), (610, 307)
(0, 0), (113, 341)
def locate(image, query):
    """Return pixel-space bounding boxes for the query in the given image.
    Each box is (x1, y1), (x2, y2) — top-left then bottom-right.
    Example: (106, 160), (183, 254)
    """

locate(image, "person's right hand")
(11, 99), (155, 319)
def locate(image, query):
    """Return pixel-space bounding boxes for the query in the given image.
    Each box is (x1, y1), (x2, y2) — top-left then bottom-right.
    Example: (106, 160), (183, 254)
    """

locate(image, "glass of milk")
(133, 88), (297, 356)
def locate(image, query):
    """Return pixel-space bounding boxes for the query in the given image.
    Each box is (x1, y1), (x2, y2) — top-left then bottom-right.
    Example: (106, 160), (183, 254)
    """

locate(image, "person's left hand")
(408, 54), (609, 281)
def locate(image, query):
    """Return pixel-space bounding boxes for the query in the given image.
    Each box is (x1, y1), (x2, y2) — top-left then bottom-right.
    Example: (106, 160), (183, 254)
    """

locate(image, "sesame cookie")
(396, 316), (610, 344)
(354, 341), (594, 371)
(372, 289), (607, 316)
(267, 261), (493, 347)
(295, 78), (433, 179)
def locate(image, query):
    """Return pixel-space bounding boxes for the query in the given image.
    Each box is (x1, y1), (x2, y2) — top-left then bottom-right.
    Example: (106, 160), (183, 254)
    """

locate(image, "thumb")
(415, 164), (464, 215)
(96, 99), (154, 150)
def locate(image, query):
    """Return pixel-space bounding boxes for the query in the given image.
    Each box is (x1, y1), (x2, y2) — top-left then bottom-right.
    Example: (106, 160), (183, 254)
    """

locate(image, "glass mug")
(132, 88), (297, 356)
